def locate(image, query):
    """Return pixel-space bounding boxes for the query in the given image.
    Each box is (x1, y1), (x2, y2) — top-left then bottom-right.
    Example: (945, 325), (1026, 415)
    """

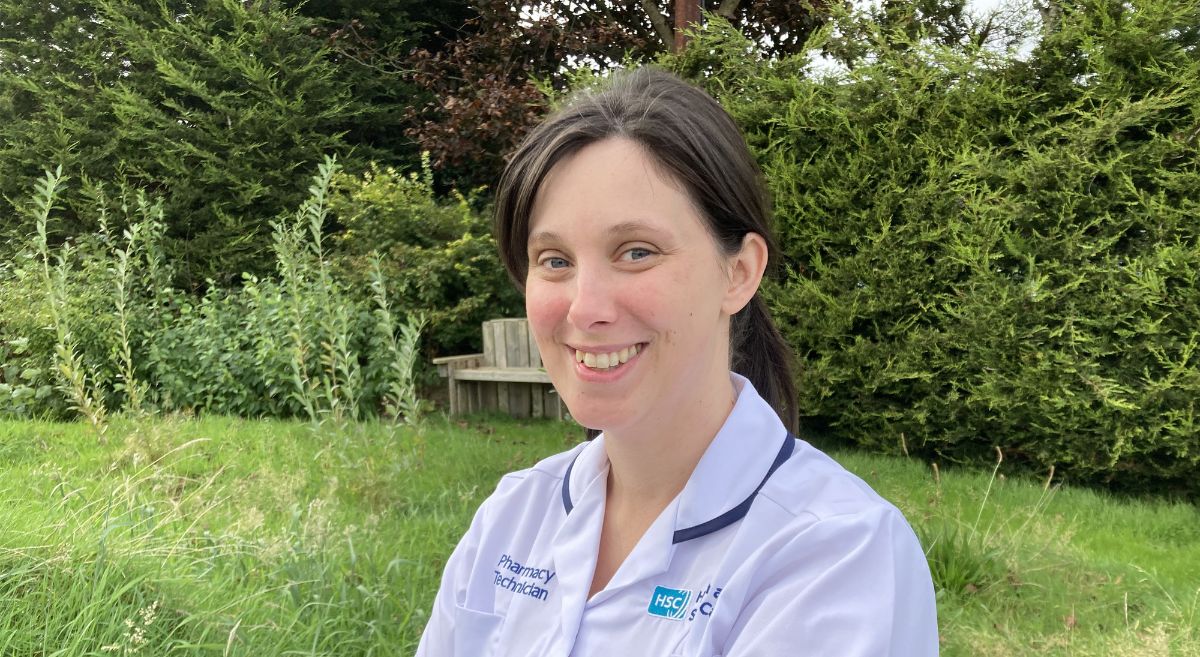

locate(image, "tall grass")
(1, 416), (1197, 656)
(916, 448), (1058, 602)
(0, 416), (563, 655)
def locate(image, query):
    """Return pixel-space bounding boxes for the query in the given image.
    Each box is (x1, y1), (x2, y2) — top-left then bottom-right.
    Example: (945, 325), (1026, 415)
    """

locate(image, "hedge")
(672, 2), (1200, 493)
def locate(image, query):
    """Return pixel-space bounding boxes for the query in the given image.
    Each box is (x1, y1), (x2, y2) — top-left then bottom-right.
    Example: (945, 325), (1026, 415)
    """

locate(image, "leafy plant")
(110, 220), (146, 414)
(368, 252), (427, 425)
(6, 157), (427, 423)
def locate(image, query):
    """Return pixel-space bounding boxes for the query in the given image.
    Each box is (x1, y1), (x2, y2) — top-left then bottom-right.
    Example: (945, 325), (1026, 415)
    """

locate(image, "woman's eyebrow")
(528, 230), (562, 248)
(528, 221), (667, 248)
(606, 220), (667, 238)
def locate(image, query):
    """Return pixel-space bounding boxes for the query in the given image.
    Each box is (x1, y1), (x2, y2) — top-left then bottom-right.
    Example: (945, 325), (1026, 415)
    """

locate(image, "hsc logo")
(647, 586), (692, 620)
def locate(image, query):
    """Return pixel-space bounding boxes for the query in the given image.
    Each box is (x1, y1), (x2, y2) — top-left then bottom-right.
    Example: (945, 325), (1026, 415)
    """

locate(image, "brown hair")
(494, 66), (798, 433)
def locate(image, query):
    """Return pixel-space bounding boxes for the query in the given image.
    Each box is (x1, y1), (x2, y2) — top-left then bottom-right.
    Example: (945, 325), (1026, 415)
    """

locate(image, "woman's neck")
(602, 372), (738, 514)
(587, 373), (737, 598)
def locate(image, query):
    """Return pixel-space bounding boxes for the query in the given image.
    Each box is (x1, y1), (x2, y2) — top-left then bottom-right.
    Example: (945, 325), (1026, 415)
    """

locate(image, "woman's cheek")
(525, 281), (570, 347)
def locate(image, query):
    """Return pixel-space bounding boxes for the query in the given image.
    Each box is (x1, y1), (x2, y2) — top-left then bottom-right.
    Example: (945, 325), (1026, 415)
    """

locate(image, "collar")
(560, 373), (794, 545)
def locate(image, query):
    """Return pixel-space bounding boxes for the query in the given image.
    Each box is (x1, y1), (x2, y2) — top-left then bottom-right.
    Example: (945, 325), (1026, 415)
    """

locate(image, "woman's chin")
(562, 401), (635, 437)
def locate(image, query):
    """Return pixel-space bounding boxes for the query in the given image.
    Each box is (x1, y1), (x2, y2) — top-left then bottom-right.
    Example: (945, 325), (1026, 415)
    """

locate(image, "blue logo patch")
(647, 585), (692, 620)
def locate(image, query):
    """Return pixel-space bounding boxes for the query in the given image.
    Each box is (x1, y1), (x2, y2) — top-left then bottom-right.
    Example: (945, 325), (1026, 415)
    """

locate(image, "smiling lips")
(573, 344), (642, 370)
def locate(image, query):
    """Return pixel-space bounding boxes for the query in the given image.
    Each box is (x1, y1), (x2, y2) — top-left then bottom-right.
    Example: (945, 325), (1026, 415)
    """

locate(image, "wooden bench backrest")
(482, 318), (542, 369)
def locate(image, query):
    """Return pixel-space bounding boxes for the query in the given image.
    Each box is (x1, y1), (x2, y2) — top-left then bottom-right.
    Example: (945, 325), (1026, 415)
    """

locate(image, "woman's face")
(525, 137), (758, 435)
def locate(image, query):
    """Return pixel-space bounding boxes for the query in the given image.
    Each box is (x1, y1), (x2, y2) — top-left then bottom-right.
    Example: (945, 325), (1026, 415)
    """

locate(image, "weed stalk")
(368, 252), (426, 425)
(31, 168), (109, 439)
(112, 223), (146, 413)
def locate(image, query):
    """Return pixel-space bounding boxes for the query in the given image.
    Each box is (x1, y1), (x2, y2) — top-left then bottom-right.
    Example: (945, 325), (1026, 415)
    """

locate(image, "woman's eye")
(542, 257), (570, 270)
(622, 247), (653, 262)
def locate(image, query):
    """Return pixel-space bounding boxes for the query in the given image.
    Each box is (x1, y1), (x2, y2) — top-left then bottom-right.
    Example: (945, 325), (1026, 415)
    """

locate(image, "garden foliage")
(0, 159), (425, 425)
(328, 158), (524, 357)
(672, 2), (1200, 491)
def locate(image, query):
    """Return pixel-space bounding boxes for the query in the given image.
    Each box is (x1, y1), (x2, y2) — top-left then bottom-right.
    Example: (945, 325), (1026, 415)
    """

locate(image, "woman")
(417, 66), (938, 657)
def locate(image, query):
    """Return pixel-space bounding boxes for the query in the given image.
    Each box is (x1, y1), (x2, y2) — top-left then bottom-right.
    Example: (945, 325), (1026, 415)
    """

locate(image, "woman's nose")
(565, 264), (618, 329)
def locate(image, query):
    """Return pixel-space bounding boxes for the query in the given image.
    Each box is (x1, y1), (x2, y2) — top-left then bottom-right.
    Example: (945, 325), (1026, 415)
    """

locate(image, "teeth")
(575, 344), (642, 370)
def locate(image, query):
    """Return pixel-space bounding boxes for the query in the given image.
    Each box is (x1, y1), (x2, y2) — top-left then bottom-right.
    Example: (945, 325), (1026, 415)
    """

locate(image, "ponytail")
(731, 294), (798, 433)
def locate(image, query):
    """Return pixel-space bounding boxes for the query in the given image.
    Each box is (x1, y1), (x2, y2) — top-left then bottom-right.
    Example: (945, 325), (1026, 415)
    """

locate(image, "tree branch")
(640, 0), (674, 50)
(715, 0), (744, 19)
(971, 14), (995, 49)
(1037, 1), (1062, 38)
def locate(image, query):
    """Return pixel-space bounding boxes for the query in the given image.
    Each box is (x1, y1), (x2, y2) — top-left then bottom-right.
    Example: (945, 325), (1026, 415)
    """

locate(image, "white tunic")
(417, 374), (938, 657)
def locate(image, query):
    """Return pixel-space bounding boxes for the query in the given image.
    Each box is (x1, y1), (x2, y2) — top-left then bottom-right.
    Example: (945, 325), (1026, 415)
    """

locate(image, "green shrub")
(670, 3), (1200, 492)
(0, 258), (62, 419)
(329, 158), (524, 359)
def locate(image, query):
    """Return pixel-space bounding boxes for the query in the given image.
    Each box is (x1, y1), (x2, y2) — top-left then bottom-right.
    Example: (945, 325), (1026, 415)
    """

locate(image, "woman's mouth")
(573, 343), (644, 371)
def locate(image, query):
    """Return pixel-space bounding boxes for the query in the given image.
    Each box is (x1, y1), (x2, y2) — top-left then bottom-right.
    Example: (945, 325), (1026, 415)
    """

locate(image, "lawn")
(1, 415), (1197, 656)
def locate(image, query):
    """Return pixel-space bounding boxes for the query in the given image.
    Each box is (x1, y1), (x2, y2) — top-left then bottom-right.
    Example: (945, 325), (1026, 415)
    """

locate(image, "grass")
(1, 416), (1197, 656)
(834, 449), (1200, 656)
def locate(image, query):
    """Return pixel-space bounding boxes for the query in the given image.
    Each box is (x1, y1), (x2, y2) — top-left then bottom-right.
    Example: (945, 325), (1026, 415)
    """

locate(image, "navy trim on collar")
(558, 433), (798, 544)
(672, 432), (795, 544)
(561, 451), (578, 515)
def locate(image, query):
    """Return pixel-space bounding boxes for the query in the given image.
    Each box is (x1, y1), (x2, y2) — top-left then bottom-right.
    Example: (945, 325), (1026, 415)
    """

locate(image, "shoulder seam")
(755, 489), (818, 522)
(757, 487), (898, 525)
(499, 451), (576, 486)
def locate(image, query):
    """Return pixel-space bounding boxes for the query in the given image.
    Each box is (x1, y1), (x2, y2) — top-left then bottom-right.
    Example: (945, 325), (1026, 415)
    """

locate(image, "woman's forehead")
(527, 138), (703, 240)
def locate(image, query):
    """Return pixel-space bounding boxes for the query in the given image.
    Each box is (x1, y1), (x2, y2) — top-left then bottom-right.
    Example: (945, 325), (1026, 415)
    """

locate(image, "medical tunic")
(416, 374), (938, 657)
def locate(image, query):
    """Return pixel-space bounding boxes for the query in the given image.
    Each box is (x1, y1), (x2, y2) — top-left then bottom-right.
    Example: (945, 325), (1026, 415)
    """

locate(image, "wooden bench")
(432, 318), (569, 420)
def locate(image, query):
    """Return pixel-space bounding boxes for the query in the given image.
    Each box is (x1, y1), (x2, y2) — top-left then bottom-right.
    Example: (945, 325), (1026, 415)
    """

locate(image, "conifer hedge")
(677, 2), (1200, 492)
(0, 0), (372, 287)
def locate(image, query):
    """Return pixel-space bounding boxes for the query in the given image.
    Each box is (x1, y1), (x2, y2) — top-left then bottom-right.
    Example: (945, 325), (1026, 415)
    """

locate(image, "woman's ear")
(722, 232), (769, 315)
